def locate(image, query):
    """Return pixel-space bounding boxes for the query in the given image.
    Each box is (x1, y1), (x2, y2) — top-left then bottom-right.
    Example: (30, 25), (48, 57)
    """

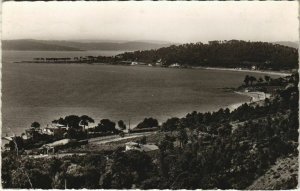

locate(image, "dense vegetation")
(4, 114), (159, 152)
(19, 40), (298, 72)
(2, 73), (298, 189)
(119, 40), (298, 70)
(136, 118), (159, 129)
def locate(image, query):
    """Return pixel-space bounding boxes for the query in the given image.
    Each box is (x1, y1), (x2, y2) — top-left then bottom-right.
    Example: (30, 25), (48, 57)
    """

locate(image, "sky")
(2, 1), (299, 43)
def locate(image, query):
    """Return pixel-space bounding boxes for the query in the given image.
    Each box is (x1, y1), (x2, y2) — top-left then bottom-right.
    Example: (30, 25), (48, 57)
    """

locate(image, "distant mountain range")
(3, 39), (298, 51)
(2, 39), (175, 51)
(2, 39), (82, 51)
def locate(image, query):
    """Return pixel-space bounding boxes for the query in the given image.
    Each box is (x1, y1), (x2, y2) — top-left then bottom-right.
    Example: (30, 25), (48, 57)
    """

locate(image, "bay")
(1, 50), (280, 136)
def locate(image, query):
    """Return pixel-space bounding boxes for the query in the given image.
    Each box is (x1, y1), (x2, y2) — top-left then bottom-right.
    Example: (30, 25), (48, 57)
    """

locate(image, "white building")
(42, 124), (68, 138)
(156, 59), (163, 66)
(169, 63), (180, 68)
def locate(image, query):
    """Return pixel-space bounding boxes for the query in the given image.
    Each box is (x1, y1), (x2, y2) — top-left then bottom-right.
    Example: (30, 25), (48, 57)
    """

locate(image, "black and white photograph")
(1, 1), (299, 189)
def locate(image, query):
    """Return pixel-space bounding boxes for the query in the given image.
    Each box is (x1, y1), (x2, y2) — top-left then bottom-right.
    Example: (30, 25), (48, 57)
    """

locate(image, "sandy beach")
(228, 91), (271, 111)
(195, 66), (291, 77)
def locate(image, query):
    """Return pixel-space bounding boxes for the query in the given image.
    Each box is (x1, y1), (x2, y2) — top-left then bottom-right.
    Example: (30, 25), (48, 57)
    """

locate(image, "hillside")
(247, 155), (298, 190)
(46, 40), (174, 51)
(2, 39), (83, 51)
(119, 40), (298, 70)
(2, 39), (174, 51)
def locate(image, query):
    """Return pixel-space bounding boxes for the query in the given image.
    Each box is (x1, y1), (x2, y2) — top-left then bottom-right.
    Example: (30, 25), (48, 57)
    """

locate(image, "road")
(89, 131), (156, 145)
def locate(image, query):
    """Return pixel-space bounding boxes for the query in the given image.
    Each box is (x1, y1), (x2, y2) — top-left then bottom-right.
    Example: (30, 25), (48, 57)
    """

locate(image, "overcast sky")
(2, 1), (299, 43)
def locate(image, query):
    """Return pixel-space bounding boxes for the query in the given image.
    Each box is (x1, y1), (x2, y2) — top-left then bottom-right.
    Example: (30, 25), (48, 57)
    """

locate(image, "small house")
(169, 63), (180, 68)
(42, 124), (67, 139)
(155, 59), (163, 66)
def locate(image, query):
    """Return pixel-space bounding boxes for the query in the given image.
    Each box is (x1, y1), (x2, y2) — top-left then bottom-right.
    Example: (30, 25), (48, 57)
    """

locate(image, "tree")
(264, 75), (271, 84)
(52, 118), (65, 125)
(64, 115), (81, 128)
(158, 136), (175, 178)
(258, 77), (264, 83)
(177, 128), (188, 148)
(118, 120), (126, 130)
(31, 122), (40, 129)
(136, 118), (159, 129)
(7, 136), (23, 155)
(249, 76), (257, 86)
(217, 123), (232, 137)
(80, 115), (94, 130)
(244, 75), (250, 86)
(95, 119), (117, 133)
(161, 117), (180, 133)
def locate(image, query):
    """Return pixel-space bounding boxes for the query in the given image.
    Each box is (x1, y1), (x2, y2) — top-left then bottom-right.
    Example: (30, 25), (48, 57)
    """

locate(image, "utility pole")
(128, 119), (131, 134)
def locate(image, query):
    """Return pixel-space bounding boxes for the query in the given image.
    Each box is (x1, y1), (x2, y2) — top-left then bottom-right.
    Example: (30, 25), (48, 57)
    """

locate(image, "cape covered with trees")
(119, 40), (298, 70)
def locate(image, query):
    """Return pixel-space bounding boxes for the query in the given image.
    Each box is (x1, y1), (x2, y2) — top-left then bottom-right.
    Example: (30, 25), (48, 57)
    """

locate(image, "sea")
(1, 50), (281, 137)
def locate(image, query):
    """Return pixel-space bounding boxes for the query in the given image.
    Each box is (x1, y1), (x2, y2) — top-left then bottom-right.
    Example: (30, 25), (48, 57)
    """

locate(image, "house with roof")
(42, 124), (68, 139)
(155, 59), (163, 66)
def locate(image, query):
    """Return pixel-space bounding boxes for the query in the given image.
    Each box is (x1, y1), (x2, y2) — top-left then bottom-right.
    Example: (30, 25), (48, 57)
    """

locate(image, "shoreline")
(10, 61), (293, 77)
(228, 91), (270, 111)
(193, 66), (291, 77)
(2, 63), (277, 139)
(162, 91), (257, 123)
(1, 91), (267, 149)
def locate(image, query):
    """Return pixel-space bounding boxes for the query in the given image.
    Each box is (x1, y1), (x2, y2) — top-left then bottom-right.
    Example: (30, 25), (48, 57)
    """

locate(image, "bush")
(136, 118), (159, 129)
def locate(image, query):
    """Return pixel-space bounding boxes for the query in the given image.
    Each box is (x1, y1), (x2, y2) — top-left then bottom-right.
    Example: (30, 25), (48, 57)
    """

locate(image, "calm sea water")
(2, 51), (279, 136)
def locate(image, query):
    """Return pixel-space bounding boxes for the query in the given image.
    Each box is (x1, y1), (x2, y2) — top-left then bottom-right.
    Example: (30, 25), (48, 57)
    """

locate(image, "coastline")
(194, 66), (290, 77)
(228, 91), (270, 111)
(9, 60), (293, 77)
(2, 62), (278, 138)
(164, 91), (258, 123)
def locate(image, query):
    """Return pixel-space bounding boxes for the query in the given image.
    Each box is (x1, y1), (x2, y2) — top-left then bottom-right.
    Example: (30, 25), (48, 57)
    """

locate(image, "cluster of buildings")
(25, 123), (69, 140)
(118, 58), (182, 68)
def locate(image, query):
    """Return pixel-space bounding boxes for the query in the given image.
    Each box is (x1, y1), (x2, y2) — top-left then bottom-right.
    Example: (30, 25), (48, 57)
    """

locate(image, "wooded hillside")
(120, 40), (298, 70)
